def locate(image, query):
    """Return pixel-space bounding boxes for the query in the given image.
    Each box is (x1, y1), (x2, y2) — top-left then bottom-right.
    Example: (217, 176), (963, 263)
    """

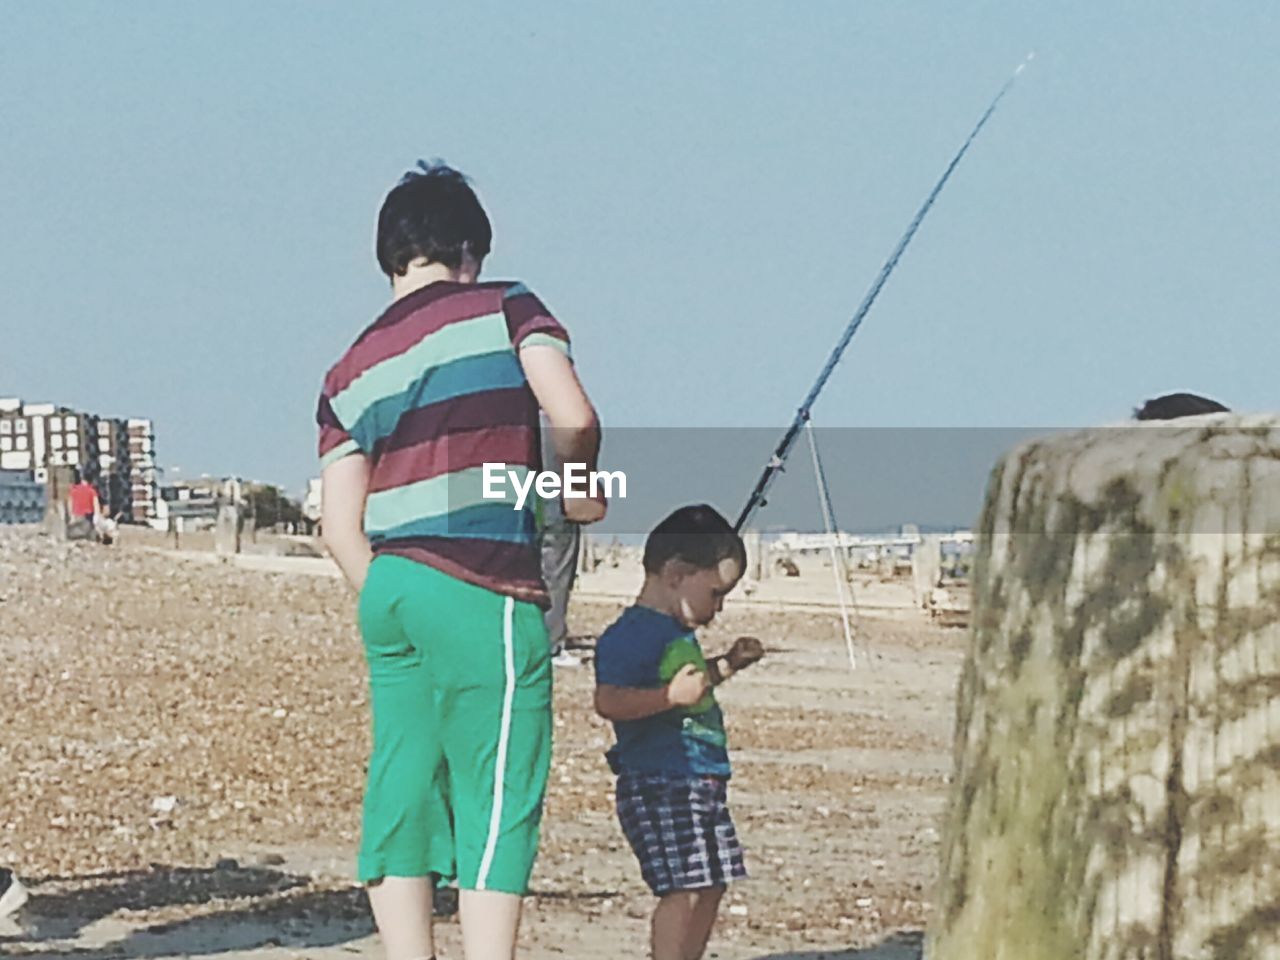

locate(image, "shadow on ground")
(531, 887), (624, 901)
(0, 862), (377, 958)
(749, 929), (924, 960)
(1, 864), (923, 960)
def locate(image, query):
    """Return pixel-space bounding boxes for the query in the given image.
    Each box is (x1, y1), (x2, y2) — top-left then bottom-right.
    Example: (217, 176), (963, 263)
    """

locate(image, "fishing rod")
(735, 54), (1032, 533)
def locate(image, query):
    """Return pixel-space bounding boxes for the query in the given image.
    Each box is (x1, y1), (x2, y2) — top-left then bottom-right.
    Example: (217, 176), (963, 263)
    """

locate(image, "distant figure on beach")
(1133, 392), (1230, 420)
(539, 414), (583, 667)
(65, 471), (102, 542)
(317, 161), (605, 960)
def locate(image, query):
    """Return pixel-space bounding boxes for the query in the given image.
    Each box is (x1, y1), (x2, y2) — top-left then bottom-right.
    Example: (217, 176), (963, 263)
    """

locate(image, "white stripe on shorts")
(476, 596), (517, 890)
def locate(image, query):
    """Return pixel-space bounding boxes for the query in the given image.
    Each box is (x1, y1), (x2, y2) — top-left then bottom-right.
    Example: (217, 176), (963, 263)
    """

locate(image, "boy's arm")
(594, 684), (673, 722)
(595, 664), (708, 721)
(320, 453), (374, 591)
(519, 345), (604, 524)
(706, 636), (766, 686)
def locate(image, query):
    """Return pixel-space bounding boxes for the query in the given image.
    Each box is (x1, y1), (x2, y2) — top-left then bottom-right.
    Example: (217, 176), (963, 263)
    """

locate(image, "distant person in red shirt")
(67, 473), (100, 519)
(66, 471), (103, 541)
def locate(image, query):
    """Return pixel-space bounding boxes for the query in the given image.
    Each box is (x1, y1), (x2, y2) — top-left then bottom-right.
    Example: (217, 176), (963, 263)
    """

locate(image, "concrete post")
(214, 501), (241, 555)
(743, 529), (764, 582)
(43, 465), (73, 541)
(930, 415), (1280, 959)
(911, 534), (943, 608)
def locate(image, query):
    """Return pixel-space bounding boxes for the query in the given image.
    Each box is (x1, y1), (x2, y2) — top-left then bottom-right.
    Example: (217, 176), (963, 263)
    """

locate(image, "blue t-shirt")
(594, 606), (731, 778)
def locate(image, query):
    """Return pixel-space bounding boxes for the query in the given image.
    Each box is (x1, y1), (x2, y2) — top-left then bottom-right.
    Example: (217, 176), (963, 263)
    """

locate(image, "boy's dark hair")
(376, 161), (492, 277)
(643, 504), (746, 575)
(1134, 392), (1230, 421)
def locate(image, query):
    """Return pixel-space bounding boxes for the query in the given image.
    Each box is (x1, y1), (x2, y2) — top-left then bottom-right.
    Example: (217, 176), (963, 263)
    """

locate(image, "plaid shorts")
(615, 772), (747, 895)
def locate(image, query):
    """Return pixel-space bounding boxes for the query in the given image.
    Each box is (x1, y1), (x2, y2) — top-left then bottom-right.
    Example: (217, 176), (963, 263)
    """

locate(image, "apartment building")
(0, 397), (157, 523)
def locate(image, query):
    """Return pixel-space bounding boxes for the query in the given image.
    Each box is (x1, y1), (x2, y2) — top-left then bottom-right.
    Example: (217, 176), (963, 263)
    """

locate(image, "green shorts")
(356, 554), (552, 894)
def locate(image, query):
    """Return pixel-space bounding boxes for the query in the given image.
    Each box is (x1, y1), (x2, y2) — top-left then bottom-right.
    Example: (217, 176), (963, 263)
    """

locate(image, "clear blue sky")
(2, 2), (1276, 513)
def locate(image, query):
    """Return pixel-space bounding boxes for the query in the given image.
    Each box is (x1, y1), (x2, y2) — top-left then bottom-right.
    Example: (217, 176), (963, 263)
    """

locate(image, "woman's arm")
(320, 453), (374, 591)
(520, 345), (605, 524)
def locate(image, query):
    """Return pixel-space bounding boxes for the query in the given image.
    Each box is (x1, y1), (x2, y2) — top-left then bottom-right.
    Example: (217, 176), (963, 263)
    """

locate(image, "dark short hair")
(376, 161), (492, 277)
(1134, 393), (1230, 421)
(643, 504), (746, 575)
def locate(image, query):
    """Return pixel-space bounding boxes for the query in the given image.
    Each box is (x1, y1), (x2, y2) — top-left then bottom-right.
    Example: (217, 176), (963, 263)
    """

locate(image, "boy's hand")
(726, 636), (765, 671)
(665, 663), (710, 708)
(563, 493), (606, 524)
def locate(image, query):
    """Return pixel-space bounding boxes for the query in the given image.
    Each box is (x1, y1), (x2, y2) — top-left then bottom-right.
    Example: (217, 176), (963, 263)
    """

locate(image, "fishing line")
(735, 54), (1033, 532)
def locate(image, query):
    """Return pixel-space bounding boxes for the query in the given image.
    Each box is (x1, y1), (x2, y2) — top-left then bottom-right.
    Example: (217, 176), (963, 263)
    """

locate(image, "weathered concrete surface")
(929, 415), (1280, 960)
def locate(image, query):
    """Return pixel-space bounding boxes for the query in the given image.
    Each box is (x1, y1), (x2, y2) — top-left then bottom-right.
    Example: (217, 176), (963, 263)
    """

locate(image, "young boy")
(65, 470), (102, 541)
(593, 505), (765, 960)
(318, 161), (604, 960)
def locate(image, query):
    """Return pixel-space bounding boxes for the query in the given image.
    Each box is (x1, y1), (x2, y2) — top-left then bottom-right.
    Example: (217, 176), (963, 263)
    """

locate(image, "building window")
(49, 416), (62, 431)
(67, 450), (79, 465)
(15, 420), (27, 435)
(65, 416), (78, 431)
(51, 434), (63, 449)
(0, 421), (10, 435)
(16, 436), (27, 450)
(0, 437), (10, 452)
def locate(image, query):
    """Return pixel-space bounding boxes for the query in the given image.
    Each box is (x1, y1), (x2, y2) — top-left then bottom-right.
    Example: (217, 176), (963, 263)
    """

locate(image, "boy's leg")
(651, 888), (721, 960)
(617, 776), (742, 960)
(357, 557), (454, 960)
(682, 886), (725, 960)
(686, 779), (745, 958)
(652, 891), (697, 960)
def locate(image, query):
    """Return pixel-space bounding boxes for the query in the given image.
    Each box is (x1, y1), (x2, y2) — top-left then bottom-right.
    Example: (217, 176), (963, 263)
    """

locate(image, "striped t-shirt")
(316, 280), (571, 606)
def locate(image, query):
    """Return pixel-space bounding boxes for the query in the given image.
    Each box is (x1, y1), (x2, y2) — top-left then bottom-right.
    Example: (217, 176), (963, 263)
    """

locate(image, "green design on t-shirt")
(657, 635), (717, 715)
